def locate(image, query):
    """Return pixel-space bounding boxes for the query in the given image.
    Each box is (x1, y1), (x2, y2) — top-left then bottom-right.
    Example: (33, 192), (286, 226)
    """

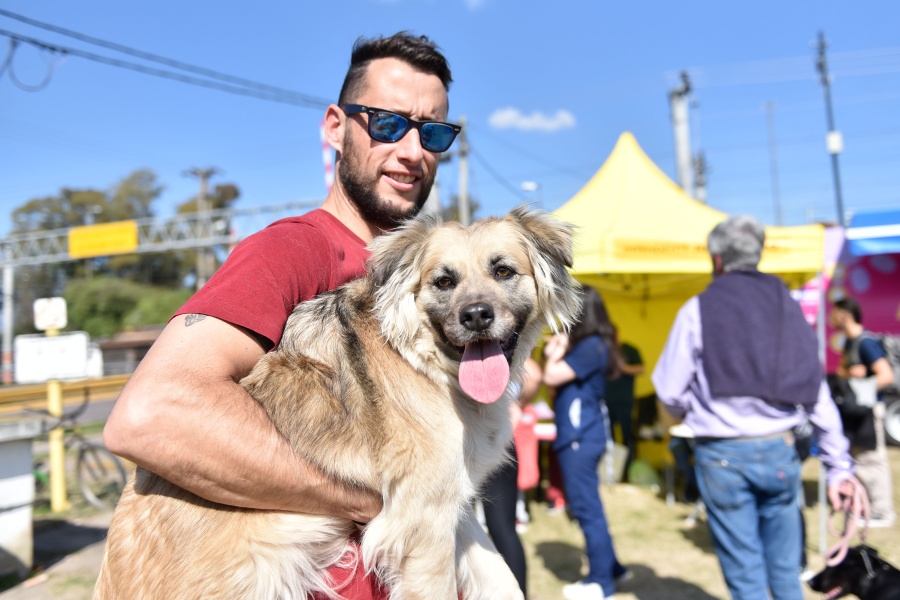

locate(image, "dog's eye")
(494, 266), (514, 279)
(435, 276), (454, 289)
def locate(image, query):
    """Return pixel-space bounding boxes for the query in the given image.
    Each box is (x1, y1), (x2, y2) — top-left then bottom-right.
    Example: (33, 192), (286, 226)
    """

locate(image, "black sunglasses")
(341, 104), (461, 153)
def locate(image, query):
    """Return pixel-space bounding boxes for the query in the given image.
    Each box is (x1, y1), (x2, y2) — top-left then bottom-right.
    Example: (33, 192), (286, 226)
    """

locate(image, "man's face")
(338, 57), (448, 230)
(829, 306), (848, 329)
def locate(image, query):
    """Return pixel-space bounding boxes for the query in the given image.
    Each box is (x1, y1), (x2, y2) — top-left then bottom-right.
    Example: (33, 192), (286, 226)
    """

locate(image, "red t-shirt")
(175, 209), (369, 349)
(175, 209), (390, 599)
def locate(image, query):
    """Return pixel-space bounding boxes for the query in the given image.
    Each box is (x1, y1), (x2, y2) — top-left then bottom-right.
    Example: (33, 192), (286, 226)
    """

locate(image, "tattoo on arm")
(184, 314), (207, 327)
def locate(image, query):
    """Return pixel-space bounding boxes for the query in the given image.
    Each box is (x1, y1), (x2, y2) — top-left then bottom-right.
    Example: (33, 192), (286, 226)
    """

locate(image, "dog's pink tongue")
(459, 340), (509, 404)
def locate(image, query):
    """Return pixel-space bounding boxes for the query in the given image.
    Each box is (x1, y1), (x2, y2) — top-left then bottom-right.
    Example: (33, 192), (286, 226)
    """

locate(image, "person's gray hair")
(707, 215), (765, 272)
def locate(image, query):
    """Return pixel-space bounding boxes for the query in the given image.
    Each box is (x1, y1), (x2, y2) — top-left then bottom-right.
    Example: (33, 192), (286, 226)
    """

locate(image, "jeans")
(694, 434), (802, 600)
(557, 436), (625, 597)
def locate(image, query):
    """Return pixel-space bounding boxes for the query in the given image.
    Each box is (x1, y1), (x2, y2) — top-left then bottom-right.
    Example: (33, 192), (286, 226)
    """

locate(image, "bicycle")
(30, 389), (129, 510)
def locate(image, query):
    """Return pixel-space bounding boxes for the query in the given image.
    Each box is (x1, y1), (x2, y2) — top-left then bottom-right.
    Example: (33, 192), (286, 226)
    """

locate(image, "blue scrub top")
(553, 334), (609, 450)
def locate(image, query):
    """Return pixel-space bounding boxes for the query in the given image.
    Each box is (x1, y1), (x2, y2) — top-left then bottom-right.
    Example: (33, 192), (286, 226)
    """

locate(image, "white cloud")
(488, 108), (576, 132)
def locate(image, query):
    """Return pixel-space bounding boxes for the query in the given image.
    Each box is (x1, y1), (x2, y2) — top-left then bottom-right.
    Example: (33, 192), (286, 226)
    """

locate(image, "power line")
(469, 124), (588, 181)
(0, 28), (329, 108)
(0, 9), (330, 107)
(468, 146), (530, 200)
(2, 37), (64, 91)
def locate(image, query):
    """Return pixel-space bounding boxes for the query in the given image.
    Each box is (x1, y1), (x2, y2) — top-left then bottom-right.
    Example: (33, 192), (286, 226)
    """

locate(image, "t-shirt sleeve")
(858, 337), (887, 369)
(622, 343), (642, 365)
(175, 221), (333, 348)
(564, 337), (607, 382)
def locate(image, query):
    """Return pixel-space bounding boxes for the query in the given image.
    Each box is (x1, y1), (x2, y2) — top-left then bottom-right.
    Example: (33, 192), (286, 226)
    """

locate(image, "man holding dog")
(652, 215), (865, 600)
(105, 32), (459, 598)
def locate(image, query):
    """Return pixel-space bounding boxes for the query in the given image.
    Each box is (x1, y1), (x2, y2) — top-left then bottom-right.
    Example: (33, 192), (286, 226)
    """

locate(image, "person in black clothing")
(605, 326), (644, 472)
(481, 356), (542, 596)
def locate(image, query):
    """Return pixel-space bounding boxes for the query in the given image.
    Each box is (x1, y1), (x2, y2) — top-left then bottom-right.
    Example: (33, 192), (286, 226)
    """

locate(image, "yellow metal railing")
(0, 374), (130, 413)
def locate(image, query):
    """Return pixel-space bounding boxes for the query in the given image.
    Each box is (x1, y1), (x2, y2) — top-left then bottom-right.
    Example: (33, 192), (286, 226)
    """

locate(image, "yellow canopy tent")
(553, 132), (824, 397)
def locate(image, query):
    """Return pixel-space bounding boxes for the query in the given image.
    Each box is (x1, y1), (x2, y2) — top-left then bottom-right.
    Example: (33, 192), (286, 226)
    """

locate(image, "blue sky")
(2, 1), (899, 239)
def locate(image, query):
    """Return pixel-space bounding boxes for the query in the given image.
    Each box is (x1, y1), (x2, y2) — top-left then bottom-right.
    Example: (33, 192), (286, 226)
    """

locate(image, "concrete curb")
(0, 510), (112, 600)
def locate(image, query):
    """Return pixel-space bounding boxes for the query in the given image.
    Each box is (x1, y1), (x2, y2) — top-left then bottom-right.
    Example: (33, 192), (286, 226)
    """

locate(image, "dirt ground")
(521, 447), (900, 600)
(3, 448), (897, 600)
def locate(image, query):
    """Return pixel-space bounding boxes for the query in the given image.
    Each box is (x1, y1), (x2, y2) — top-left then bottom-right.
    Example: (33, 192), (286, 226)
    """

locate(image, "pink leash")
(824, 476), (870, 566)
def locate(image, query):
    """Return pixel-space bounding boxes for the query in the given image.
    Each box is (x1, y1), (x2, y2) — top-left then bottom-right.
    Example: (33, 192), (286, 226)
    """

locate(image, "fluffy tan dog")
(94, 206), (580, 600)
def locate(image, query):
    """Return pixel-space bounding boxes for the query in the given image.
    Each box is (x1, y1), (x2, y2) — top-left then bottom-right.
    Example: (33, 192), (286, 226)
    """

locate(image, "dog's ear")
(368, 213), (442, 345)
(506, 205), (582, 333)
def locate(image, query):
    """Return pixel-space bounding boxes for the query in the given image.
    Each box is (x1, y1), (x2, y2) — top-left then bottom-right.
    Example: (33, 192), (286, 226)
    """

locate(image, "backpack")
(878, 333), (900, 393)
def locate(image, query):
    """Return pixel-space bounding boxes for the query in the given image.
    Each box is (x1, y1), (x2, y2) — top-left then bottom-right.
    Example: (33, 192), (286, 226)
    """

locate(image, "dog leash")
(825, 476), (870, 566)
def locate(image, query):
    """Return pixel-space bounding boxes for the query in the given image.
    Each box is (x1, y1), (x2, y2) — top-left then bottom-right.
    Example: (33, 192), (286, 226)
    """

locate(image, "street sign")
(14, 332), (91, 384)
(33, 297), (67, 331)
(68, 220), (139, 258)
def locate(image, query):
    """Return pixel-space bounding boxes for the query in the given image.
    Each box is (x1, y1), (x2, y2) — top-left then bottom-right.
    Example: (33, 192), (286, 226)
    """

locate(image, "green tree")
(440, 195), (481, 222)
(64, 277), (191, 338)
(8, 170), (166, 331)
(7, 169), (239, 334)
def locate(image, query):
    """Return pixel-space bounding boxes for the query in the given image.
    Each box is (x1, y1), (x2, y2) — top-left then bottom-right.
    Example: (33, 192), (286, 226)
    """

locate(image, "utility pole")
(457, 115), (470, 226)
(765, 102), (784, 226)
(669, 71), (694, 197)
(693, 152), (708, 204)
(422, 172), (441, 216)
(185, 167), (218, 289)
(816, 31), (846, 227)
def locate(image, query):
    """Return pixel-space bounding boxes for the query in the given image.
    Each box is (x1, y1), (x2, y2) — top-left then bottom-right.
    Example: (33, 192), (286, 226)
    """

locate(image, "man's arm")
(103, 314), (382, 522)
(848, 337), (893, 390)
(869, 357), (895, 391)
(651, 299), (699, 421)
(619, 362), (645, 377)
(617, 344), (645, 377)
(812, 383), (869, 514)
(808, 381), (854, 487)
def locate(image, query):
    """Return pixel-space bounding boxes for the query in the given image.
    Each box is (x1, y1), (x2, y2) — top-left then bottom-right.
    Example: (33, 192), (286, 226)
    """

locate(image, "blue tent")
(846, 208), (900, 256)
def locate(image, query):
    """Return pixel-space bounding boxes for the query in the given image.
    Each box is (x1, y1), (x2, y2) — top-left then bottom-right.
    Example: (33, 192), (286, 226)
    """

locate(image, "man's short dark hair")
(337, 32), (453, 105)
(834, 297), (863, 325)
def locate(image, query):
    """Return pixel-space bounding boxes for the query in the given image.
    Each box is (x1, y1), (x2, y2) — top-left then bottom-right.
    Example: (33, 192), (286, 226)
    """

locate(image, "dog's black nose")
(460, 303), (494, 332)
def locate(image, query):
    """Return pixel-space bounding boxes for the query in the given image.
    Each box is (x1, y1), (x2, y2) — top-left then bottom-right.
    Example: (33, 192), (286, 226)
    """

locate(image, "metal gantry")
(0, 199), (322, 383)
(0, 199), (321, 268)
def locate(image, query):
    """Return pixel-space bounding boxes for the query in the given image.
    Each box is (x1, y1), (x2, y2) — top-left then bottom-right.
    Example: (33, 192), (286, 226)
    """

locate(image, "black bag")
(826, 373), (873, 417)
(827, 374), (877, 450)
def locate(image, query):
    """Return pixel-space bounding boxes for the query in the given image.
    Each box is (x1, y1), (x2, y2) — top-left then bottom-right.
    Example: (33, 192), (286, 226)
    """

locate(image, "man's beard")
(338, 134), (434, 230)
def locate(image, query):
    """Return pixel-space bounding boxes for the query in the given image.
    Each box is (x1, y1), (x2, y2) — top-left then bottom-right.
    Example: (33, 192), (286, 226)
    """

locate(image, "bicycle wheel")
(77, 442), (128, 509)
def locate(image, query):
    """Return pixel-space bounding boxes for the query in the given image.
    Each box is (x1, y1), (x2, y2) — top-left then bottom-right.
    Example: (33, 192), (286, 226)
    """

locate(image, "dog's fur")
(807, 545), (900, 600)
(94, 206), (581, 600)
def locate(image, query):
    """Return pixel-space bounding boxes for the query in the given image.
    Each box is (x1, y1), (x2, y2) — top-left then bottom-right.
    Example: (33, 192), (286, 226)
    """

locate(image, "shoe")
(515, 498), (530, 524)
(614, 569), (633, 585)
(562, 581), (611, 600)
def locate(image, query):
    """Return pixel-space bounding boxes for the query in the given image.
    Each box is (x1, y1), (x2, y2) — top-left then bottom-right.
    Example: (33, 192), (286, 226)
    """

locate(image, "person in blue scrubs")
(543, 285), (629, 600)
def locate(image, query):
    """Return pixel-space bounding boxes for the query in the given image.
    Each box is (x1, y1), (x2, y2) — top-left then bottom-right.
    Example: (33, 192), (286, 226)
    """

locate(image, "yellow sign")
(613, 239), (797, 261)
(68, 221), (139, 258)
(614, 239), (708, 260)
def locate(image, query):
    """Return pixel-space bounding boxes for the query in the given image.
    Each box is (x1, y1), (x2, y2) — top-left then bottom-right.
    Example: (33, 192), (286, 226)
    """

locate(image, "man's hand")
(827, 476), (869, 516)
